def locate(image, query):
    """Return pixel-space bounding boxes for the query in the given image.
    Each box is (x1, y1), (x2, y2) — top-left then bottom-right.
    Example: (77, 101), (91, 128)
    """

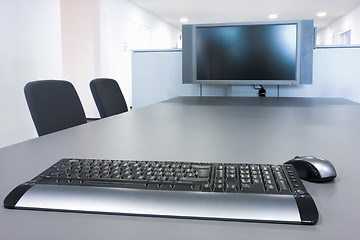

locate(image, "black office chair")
(90, 78), (128, 118)
(24, 80), (87, 136)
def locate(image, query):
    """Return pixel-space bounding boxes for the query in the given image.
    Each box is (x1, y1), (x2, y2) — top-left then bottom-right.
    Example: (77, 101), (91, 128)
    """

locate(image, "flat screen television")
(182, 20), (314, 85)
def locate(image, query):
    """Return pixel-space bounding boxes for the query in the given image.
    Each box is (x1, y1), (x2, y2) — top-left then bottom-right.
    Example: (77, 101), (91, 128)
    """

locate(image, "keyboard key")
(173, 183), (193, 191)
(266, 185), (278, 193)
(226, 183), (238, 192)
(214, 184), (225, 192)
(241, 179), (251, 184)
(179, 177), (208, 183)
(215, 169), (225, 179)
(196, 169), (210, 178)
(201, 183), (212, 192)
(275, 171), (286, 181)
(241, 184), (265, 193)
(278, 180), (290, 193)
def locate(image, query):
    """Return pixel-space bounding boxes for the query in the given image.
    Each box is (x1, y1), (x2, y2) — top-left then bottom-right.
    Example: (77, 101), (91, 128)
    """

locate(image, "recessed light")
(268, 14), (278, 19)
(180, 18), (189, 23)
(317, 12), (327, 17)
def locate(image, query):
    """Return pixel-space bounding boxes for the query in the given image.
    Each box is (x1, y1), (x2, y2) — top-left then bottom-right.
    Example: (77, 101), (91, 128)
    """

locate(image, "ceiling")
(128, 0), (360, 30)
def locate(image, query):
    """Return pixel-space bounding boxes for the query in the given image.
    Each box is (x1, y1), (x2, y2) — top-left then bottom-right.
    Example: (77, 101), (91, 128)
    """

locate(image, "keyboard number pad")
(240, 165), (265, 193)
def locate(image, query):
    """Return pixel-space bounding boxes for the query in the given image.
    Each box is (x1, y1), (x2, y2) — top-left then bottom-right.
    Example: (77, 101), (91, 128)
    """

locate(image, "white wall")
(317, 4), (360, 45)
(280, 47), (360, 103)
(98, 0), (181, 111)
(60, 0), (102, 117)
(132, 50), (199, 109)
(61, 0), (181, 117)
(0, 0), (63, 148)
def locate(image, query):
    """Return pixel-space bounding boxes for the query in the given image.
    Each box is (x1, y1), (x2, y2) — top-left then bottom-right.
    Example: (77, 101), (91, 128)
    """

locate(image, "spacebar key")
(172, 183), (194, 191)
(83, 180), (147, 189)
(179, 177), (208, 183)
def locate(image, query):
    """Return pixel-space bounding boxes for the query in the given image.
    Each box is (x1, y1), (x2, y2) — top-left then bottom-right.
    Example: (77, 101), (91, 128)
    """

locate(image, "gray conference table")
(1, 96), (359, 240)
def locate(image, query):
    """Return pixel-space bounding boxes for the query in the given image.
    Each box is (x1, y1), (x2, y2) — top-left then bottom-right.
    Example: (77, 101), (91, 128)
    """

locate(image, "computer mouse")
(285, 156), (337, 183)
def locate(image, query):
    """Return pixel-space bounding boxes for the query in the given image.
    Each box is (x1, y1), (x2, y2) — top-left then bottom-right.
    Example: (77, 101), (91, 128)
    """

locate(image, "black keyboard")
(36, 159), (295, 193)
(4, 158), (318, 224)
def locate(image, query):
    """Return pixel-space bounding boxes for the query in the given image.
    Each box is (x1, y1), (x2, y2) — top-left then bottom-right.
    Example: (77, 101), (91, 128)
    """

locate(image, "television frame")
(182, 20), (315, 85)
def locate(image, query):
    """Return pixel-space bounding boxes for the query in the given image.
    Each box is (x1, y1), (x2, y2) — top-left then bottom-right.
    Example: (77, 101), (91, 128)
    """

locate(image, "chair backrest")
(24, 80), (87, 136)
(90, 78), (128, 118)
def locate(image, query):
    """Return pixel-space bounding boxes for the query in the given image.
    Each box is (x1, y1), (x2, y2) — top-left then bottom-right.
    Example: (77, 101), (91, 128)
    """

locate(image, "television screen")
(196, 24), (297, 82)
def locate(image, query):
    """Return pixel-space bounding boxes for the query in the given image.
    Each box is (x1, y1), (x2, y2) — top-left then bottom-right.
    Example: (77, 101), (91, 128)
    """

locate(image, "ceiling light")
(317, 12), (327, 17)
(268, 14), (278, 19)
(180, 18), (189, 23)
